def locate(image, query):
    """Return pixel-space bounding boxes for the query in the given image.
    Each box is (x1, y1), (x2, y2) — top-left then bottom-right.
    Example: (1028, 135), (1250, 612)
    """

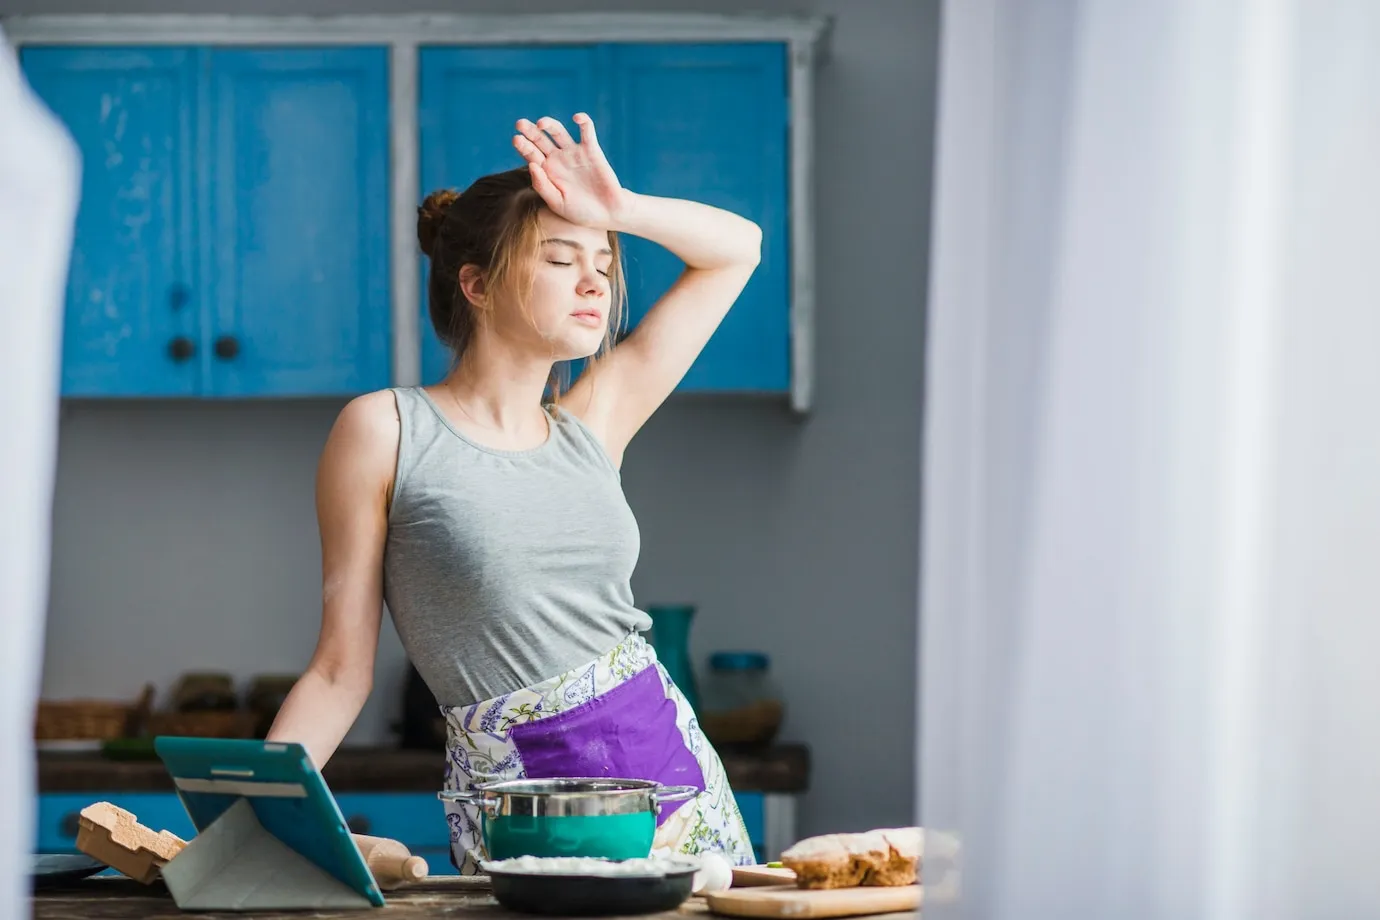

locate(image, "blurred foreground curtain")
(0, 28), (79, 920)
(920, 1), (1380, 918)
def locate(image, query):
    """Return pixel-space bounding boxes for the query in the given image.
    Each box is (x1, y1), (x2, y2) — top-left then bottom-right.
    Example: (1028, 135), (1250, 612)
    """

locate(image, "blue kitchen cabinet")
(36, 792), (196, 854)
(609, 43), (791, 393)
(206, 49), (391, 396)
(417, 46), (607, 387)
(415, 43), (791, 393)
(36, 790), (459, 875)
(20, 46), (391, 398)
(21, 48), (200, 398)
(736, 790), (766, 864)
(334, 792), (458, 876)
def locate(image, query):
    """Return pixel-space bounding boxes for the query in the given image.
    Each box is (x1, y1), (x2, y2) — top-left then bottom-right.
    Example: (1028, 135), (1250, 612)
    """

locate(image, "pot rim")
(472, 777), (663, 796)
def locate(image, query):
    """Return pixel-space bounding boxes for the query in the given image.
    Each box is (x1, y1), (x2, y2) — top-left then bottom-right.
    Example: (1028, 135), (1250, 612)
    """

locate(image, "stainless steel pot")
(438, 778), (699, 861)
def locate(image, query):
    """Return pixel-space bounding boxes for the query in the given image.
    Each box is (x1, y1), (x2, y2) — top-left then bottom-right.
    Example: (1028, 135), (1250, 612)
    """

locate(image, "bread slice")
(780, 826), (921, 889)
(866, 827), (921, 886)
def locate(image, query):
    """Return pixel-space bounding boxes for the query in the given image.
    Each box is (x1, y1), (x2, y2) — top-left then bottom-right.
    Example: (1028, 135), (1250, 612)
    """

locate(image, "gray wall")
(16, 0), (938, 837)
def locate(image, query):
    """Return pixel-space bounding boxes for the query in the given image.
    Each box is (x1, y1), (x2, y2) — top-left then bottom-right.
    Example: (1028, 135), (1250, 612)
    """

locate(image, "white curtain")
(920, 2), (1380, 918)
(0, 28), (80, 920)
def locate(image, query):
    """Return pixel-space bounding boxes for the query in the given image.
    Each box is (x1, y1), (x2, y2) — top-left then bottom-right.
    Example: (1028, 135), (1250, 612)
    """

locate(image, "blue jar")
(699, 652), (784, 747)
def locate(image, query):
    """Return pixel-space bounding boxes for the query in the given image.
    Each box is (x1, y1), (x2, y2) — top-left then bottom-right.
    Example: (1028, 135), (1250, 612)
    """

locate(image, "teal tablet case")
(154, 736), (384, 910)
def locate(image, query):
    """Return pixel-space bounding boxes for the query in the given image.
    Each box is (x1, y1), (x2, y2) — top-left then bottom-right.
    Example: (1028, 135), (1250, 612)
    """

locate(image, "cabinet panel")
(21, 47), (201, 397)
(610, 43), (790, 392)
(206, 48), (391, 396)
(417, 46), (606, 386)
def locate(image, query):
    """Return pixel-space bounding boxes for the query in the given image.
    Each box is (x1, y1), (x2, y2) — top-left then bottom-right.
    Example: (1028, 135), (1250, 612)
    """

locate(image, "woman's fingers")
(538, 116), (577, 150)
(573, 112), (610, 164)
(526, 162), (562, 208)
(516, 118), (557, 156)
(512, 134), (546, 164)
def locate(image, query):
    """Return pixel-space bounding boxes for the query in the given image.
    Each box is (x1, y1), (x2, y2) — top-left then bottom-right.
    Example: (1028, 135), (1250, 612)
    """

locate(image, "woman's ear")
(458, 264), (487, 309)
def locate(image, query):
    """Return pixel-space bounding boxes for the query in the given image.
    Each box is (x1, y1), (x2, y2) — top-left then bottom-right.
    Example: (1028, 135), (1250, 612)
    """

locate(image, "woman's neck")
(435, 337), (554, 446)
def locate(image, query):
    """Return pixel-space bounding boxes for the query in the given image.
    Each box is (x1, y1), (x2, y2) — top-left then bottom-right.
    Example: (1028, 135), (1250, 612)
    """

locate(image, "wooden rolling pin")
(351, 834), (428, 889)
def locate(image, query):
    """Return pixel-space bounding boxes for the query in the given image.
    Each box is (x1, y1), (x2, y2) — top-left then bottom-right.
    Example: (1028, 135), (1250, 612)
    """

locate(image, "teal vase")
(647, 605), (700, 715)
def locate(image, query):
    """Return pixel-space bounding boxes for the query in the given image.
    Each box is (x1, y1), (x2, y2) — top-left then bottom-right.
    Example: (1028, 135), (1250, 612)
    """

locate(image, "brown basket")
(147, 709), (257, 740)
(34, 700), (132, 742)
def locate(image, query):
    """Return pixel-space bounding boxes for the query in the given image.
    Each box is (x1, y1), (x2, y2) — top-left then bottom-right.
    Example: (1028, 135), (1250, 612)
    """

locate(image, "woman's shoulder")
(317, 389), (404, 515)
(337, 388), (405, 437)
(323, 389), (404, 475)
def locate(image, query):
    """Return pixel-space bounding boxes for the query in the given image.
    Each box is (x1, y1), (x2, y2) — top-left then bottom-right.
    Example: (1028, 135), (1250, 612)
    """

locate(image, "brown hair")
(417, 167), (626, 397)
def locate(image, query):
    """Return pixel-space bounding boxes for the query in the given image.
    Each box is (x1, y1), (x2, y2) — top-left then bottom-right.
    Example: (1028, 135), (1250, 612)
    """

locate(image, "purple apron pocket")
(508, 665), (705, 827)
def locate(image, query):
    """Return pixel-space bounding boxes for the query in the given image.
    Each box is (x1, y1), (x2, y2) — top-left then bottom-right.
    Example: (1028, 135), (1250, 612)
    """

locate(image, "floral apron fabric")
(439, 633), (755, 874)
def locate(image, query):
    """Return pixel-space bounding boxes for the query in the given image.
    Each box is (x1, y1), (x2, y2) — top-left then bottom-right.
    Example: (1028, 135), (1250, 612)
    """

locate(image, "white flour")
(481, 855), (701, 877)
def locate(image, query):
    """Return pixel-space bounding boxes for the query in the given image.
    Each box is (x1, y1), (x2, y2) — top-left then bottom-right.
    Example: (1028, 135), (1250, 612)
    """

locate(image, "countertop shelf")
(36, 743), (811, 794)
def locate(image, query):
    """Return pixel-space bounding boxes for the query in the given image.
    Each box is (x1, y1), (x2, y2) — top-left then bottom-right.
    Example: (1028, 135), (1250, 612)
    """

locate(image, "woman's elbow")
(308, 651), (374, 700)
(742, 220), (764, 266)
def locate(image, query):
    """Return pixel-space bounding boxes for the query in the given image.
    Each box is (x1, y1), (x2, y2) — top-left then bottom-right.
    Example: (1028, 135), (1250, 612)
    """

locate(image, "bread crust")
(780, 826), (922, 889)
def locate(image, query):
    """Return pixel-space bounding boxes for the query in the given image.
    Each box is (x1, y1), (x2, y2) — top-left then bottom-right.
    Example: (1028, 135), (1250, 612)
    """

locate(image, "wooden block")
(75, 801), (186, 885)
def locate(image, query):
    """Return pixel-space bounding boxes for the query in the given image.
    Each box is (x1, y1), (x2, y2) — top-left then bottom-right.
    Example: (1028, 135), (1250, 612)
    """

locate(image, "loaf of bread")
(780, 826), (921, 889)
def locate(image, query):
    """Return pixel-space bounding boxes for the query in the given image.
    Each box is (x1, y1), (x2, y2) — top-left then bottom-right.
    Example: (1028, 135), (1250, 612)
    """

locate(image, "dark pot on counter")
(486, 856), (700, 916)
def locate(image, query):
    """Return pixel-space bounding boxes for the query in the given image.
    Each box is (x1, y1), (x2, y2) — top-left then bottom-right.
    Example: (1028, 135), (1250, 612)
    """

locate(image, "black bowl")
(488, 865), (697, 916)
(30, 854), (107, 889)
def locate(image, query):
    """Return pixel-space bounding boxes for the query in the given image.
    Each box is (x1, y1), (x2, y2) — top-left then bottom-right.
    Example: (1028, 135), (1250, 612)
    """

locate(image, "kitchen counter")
(29, 877), (916, 920)
(30, 875), (624, 919)
(31, 876), (920, 920)
(37, 744), (810, 794)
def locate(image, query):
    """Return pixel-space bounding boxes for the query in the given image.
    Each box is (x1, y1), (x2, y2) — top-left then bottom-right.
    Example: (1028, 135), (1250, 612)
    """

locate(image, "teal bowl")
(439, 778), (698, 861)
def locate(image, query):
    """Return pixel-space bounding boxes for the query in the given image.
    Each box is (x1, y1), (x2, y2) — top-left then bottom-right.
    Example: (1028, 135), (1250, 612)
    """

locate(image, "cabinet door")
(417, 46), (605, 386)
(206, 48), (391, 397)
(608, 43), (791, 392)
(333, 792), (459, 876)
(21, 47), (201, 397)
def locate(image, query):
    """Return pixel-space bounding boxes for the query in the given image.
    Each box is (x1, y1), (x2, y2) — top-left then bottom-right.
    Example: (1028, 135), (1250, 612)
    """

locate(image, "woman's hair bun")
(417, 188), (460, 257)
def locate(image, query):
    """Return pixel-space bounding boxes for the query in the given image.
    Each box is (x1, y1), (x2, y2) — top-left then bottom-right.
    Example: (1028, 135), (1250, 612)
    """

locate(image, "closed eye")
(548, 259), (610, 278)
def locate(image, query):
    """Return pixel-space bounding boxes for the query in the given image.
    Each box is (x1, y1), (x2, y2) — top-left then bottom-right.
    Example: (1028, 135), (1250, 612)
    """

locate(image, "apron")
(440, 633), (756, 874)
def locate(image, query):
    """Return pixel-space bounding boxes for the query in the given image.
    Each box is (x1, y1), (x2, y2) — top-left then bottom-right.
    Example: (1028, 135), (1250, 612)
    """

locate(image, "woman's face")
(492, 208), (615, 361)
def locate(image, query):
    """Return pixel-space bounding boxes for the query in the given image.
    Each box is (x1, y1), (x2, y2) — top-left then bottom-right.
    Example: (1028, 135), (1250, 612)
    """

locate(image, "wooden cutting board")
(703, 883), (922, 918)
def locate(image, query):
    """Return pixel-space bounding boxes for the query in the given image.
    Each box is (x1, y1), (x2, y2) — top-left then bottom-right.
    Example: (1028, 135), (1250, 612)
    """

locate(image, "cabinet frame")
(5, 13), (830, 411)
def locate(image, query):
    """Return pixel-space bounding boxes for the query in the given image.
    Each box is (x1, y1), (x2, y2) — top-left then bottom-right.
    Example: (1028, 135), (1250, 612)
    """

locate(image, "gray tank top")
(382, 386), (652, 707)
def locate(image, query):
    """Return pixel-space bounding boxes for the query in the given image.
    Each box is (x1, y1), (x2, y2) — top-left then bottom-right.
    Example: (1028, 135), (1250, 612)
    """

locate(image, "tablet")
(154, 736), (384, 907)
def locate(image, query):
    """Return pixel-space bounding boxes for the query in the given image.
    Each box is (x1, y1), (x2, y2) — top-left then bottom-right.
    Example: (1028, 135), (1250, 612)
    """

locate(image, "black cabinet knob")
(214, 335), (240, 360)
(59, 812), (81, 838)
(346, 814), (370, 834)
(167, 336), (195, 361)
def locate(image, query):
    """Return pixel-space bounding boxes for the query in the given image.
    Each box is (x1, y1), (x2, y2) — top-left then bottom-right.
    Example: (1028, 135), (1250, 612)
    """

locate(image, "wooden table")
(31, 875), (920, 920)
(33, 875), (611, 919)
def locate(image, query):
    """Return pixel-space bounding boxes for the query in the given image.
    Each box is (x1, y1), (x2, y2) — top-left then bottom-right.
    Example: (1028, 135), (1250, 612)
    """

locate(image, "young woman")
(265, 113), (763, 872)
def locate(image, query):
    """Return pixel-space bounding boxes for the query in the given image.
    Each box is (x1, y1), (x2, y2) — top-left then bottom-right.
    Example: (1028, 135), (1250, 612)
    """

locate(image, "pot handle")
(437, 790), (485, 805)
(653, 784), (699, 805)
